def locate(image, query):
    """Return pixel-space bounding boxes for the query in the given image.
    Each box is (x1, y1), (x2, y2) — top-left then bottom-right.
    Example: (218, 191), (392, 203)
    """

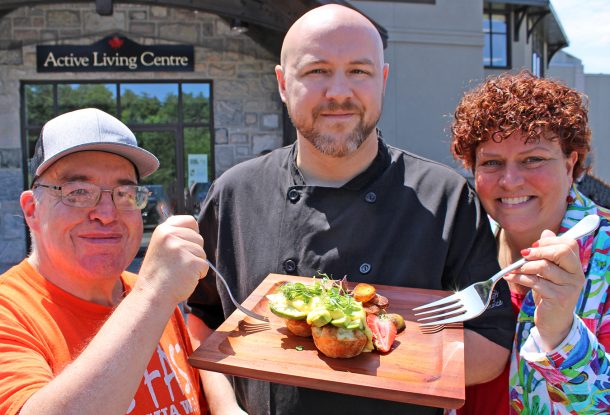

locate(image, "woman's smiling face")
(474, 130), (577, 240)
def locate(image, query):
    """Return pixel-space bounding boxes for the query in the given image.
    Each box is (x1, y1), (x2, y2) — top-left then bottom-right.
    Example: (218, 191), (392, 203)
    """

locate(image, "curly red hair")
(451, 71), (591, 179)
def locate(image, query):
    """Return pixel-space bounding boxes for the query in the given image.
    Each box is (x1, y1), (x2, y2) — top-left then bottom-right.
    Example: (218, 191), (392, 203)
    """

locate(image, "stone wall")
(0, 3), (284, 271)
(0, 149), (25, 271)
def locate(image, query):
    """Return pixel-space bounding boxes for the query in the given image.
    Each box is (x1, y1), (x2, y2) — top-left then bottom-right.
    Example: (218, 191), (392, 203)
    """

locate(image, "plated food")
(267, 276), (404, 358)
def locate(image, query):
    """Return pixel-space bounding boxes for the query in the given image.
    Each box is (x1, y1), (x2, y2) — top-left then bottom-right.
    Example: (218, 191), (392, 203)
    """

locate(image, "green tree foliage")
(24, 84), (54, 126)
(183, 88), (210, 124)
(121, 89), (176, 124)
(24, 82), (213, 208)
(58, 84), (116, 115)
(139, 131), (176, 188)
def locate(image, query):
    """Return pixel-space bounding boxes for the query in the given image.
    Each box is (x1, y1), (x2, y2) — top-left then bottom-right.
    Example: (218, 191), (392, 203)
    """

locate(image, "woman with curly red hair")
(452, 71), (610, 414)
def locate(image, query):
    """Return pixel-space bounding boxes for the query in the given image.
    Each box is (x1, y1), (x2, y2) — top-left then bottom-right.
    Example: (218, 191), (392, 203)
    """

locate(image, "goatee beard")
(301, 122), (375, 157)
(293, 101), (378, 158)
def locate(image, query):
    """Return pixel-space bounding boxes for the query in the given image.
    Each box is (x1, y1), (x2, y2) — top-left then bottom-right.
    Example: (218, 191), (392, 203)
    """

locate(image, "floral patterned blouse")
(509, 186), (610, 414)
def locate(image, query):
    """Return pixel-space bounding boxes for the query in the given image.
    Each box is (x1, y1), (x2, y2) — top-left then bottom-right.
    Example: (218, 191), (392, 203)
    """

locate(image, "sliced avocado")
(267, 293), (308, 320)
(345, 320), (362, 330)
(269, 303), (308, 320)
(330, 316), (347, 327)
(329, 309), (345, 320)
(306, 309), (331, 327)
(351, 309), (366, 319)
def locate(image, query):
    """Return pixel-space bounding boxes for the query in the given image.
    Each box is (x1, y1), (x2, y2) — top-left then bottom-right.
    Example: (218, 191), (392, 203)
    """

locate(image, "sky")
(551, 0), (610, 74)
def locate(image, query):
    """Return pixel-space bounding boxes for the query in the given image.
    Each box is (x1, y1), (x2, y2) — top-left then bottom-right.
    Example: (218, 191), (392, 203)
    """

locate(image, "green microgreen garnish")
(279, 272), (361, 315)
(324, 284), (361, 314)
(280, 280), (324, 302)
(295, 345), (304, 351)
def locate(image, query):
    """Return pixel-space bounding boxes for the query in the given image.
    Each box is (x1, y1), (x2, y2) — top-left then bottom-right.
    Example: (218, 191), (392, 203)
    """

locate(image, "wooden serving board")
(189, 273), (465, 409)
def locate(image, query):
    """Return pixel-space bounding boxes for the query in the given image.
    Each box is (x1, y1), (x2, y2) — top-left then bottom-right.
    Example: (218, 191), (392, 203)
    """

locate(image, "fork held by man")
(157, 198), (268, 322)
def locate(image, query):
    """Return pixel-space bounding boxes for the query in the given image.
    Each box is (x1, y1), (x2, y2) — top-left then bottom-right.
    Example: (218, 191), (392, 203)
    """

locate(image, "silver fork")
(413, 214), (601, 326)
(204, 259), (269, 322)
(156, 200), (269, 322)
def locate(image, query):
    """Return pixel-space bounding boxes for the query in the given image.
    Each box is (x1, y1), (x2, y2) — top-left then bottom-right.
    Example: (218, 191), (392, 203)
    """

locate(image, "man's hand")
(504, 229), (585, 351)
(138, 215), (209, 306)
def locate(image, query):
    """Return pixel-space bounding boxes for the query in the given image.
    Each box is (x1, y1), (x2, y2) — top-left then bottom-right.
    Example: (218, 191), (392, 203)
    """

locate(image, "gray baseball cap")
(31, 108), (159, 181)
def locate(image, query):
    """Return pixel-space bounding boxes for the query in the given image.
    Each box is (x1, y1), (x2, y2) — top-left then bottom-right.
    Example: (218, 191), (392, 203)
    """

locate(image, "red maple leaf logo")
(108, 36), (124, 49)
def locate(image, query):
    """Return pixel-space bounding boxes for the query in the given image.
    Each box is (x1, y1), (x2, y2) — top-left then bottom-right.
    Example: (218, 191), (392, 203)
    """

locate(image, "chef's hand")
(504, 229), (584, 352)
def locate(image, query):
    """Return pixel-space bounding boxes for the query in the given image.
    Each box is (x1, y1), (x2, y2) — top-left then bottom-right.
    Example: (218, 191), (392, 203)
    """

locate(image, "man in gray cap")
(0, 108), (210, 415)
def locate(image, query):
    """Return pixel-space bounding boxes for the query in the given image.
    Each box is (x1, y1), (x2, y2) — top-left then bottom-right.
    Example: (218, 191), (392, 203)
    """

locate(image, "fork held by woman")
(413, 214), (601, 326)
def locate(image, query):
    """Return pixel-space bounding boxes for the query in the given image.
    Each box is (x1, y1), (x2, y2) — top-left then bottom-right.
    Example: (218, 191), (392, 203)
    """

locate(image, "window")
(532, 52), (542, 77)
(483, 11), (510, 68)
(531, 29), (544, 77)
(22, 80), (214, 257)
(21, 81), (214, 216)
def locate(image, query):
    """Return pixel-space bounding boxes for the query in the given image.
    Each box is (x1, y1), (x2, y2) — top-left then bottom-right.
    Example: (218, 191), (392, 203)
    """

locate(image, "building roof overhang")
(0, 0), (389, 54)
(487, 0), (568, 61)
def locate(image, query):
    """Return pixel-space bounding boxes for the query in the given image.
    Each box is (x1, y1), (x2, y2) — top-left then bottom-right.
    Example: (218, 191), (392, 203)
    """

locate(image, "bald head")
(274, 3), (389, 162)
(281, 4), (384, 67)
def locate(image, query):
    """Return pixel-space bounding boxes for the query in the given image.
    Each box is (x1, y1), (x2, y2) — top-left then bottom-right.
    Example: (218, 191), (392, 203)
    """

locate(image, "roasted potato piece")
(352, 283), (376, 303)
(363, 294), (390, 315)
(362, 303), (382, 315)
(285, 318), (312, 337)
(311, 325), (367, 358)
(370, 293), (389, 308)
(385, 313), (406, 333)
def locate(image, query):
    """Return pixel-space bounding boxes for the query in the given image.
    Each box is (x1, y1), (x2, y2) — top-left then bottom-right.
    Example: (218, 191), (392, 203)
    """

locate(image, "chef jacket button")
(283, 259), (297, 273)
(359, 263), (371, 274)
(288, 189), (300, 203)
(364, 192), (377, 203)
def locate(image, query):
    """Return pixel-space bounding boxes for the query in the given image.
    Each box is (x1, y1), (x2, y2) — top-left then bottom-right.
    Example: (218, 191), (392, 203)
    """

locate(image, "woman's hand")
(504, 229), (585, 352)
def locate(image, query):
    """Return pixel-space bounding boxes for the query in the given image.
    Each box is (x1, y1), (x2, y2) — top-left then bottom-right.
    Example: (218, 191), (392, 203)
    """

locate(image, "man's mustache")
(313, 101), (362, 116)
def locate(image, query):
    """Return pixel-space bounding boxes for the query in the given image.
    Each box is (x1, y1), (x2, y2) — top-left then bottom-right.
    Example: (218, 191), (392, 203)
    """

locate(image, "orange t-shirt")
(0, 260), (208, 415)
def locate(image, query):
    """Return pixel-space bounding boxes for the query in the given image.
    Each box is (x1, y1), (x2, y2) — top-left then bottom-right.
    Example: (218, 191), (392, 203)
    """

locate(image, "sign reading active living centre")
(37, 35), (194, 72)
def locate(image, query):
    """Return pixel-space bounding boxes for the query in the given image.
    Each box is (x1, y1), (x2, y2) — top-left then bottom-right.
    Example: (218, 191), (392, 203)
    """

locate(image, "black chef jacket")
(188, 138), (515, 415)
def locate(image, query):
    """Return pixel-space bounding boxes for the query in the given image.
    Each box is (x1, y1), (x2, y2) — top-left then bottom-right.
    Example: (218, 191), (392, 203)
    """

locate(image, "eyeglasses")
(33, 181), (150, 211)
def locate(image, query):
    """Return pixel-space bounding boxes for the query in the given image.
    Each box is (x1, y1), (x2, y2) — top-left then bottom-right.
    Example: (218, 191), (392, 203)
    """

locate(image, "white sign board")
(188, 154), (208, 187)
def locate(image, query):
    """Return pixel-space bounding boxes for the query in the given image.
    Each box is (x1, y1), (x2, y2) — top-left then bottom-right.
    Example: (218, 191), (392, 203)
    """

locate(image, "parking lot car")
(141, 184), (166, 227)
